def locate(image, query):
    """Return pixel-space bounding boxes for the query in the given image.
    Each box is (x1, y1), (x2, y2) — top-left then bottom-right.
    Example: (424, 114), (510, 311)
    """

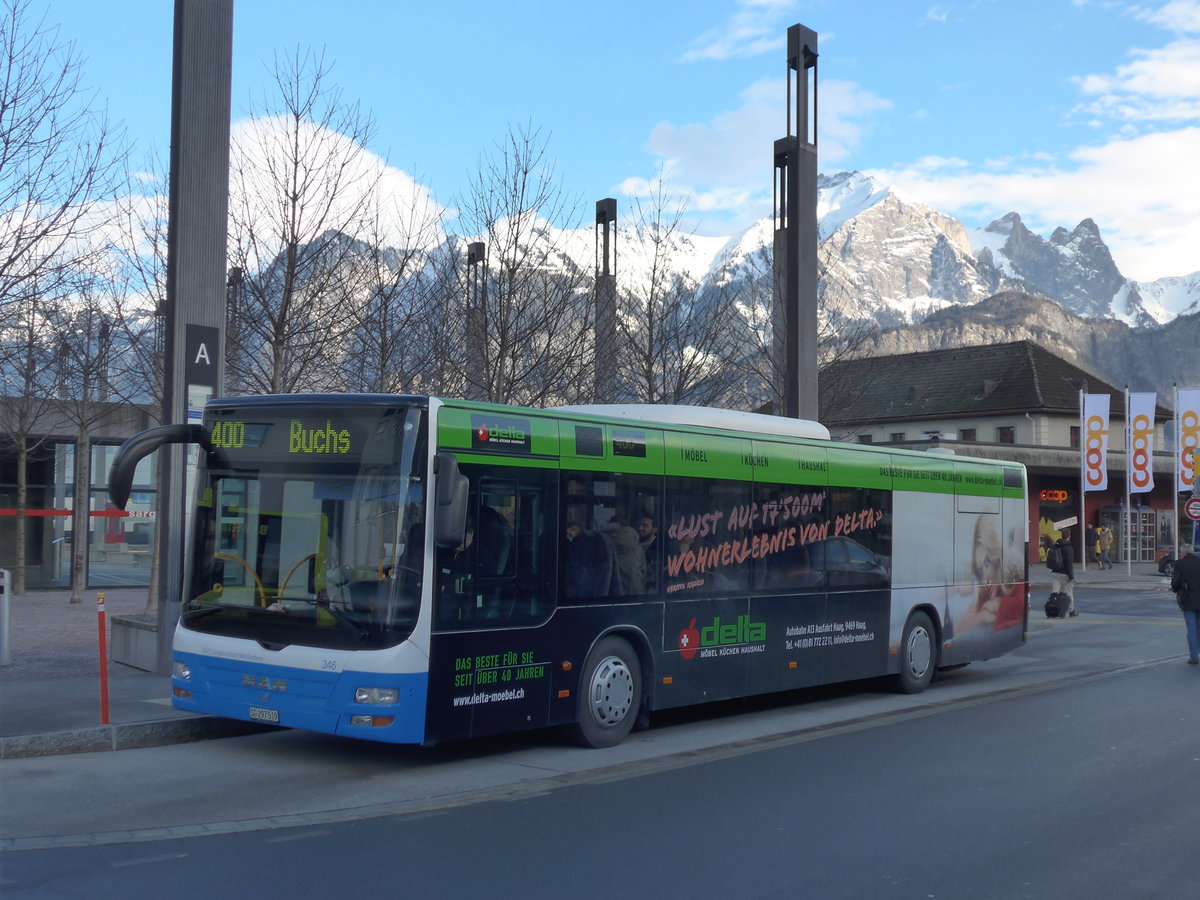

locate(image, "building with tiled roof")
(818, 340), (1182, 565)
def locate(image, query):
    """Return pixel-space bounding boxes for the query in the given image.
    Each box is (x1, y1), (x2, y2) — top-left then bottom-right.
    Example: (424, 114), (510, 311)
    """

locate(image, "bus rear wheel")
(894, 611), (936, 694)
(572, 636), (641, 748)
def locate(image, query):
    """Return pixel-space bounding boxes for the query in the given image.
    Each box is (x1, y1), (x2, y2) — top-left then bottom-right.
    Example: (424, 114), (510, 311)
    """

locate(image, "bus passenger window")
(561, 472), (661, 600)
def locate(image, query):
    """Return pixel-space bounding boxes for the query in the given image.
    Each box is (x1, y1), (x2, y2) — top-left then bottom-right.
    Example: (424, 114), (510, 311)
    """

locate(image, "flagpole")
(1079, 388), (1087, 572)
(1174, 384), (1180, 561)
(1125, 386), (1132, 577)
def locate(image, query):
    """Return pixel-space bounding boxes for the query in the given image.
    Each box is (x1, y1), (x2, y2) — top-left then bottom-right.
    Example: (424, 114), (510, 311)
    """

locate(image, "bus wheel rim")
(907, 626), (932, 677)
(588, 655), (635, 727)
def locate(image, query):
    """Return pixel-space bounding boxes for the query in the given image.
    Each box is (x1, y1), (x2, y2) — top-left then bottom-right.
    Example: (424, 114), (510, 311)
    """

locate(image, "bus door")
(426, 465), (557, 742)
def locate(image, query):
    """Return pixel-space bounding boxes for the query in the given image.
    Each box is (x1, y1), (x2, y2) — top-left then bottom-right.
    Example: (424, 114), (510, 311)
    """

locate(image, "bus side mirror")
(433, 452), (469, 549)
(108, 423), (216, 510)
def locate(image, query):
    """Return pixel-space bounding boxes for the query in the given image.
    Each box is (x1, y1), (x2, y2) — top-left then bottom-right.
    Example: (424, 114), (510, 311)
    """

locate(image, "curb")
(0, 716), (277, 759)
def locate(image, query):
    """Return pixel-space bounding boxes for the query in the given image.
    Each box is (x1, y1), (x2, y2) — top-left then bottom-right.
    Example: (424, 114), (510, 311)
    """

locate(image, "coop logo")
(678, 615), (767, 661)
(1083, 414), (1109, 488)
(470, 415), (531, 452)
(1129, 413), (1154, 491)
(1180, 410), (1199, 490)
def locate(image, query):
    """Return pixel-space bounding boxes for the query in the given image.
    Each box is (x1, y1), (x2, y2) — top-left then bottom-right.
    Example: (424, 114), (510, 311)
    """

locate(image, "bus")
(107, 395), (1029, 748)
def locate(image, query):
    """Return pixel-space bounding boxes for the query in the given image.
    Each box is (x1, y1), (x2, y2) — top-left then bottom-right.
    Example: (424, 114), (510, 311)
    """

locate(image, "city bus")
(107, 395), (1029, 748)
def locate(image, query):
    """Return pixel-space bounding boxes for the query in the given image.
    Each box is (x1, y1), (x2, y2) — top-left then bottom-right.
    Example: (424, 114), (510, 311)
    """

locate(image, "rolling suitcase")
(1044, 592), (1070, 618)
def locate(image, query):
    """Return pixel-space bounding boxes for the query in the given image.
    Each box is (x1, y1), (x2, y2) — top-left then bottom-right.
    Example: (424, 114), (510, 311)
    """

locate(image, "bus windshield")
(182, 403), (428, 651)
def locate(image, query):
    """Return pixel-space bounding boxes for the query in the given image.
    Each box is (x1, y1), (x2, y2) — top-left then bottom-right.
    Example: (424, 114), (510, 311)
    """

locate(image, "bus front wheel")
(895, 611), (936, 694)
(572, 636), (641, 748)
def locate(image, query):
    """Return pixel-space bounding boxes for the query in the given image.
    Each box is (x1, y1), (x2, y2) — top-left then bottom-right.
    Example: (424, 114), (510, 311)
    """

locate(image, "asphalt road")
(1, 583), (1194, 899)
(2, 641), (1196, 899)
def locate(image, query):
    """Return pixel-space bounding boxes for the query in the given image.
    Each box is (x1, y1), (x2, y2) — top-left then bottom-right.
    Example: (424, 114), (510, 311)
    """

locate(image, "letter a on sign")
(184, 324), (220, 387)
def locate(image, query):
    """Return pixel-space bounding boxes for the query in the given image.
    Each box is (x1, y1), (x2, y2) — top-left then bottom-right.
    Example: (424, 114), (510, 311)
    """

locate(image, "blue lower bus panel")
(172, 652), (429, 744)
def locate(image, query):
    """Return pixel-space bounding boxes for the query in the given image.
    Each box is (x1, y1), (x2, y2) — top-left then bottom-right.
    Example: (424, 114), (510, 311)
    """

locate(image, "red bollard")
(97, 592), (110, 725)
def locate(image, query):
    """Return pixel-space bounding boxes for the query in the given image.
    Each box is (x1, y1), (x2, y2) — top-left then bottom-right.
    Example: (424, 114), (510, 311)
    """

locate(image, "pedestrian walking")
(1048, 529), (1077, 617)
(1098, 525), (1114, 569)
(1169, 549), (1200, 665)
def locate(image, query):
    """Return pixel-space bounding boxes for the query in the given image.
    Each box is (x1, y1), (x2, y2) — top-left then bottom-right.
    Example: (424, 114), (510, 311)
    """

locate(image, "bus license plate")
(249, 707), (279, 723)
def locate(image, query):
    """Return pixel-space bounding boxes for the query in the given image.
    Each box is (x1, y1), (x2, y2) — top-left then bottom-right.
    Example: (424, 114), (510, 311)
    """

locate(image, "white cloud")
(871, 127), (1200, 280)
(229, 116), (448, 253)
(1136, 0), (1200, 33)
(680, 0), (796, 62)
(1072, 0), (1200, 123)
(638, 76), (892, 231)
(870, 1), (1200, 280)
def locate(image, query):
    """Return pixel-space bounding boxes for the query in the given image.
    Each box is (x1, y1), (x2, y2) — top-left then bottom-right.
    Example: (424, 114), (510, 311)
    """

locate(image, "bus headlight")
(354, 687), (399, 705)
(173, 661), (191, 681)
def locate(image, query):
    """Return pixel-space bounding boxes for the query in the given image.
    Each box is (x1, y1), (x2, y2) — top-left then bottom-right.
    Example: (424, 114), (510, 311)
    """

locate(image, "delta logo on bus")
(470, 415), (531, 452)
(678, 615), (767, 660)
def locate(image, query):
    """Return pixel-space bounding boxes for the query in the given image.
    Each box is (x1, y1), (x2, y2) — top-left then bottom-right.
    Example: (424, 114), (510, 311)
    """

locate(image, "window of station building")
(857, 434), (873, 444)
(959, 428), (977, 442)
(890, 432), (906, 442)
(1070, 426), (1080, 449)
(996, 425), (1015, 444)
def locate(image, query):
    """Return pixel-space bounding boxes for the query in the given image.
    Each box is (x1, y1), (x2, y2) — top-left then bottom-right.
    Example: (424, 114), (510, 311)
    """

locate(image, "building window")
(959, 428), (977, 442)
(1070, 426), (1080, 449)
(996, 425), (1015, 444)
(857, 434), (873, 444)
(890, 432), (905, 442)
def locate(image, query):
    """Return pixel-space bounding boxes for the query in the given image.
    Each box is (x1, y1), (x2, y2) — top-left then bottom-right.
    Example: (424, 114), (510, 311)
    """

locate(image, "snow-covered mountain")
(696, 170), (1199, 331)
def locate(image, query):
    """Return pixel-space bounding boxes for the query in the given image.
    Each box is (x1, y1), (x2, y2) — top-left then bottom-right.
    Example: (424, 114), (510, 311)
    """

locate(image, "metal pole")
(0, 568), (10, 666)
(1125, 387), (1132, 577)
(594, 198), (617, 403)
(1079, 386), (1087, 573)
(97, 592), (110, 724)
(466, 242), (487, 401)
(773, 24), (818, 420)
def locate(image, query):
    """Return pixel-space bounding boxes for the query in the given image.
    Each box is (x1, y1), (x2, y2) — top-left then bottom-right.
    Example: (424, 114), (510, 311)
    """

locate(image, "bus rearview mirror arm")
(107, 424), (220, 510)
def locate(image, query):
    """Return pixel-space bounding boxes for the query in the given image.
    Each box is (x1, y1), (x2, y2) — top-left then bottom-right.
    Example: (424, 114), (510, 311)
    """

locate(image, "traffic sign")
(1185, 497), (1200, 521)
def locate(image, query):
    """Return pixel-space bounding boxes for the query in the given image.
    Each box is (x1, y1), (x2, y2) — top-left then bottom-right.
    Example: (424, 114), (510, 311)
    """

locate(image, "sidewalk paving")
(0, 588), (265, 758)
(0, 561), (1175, 758)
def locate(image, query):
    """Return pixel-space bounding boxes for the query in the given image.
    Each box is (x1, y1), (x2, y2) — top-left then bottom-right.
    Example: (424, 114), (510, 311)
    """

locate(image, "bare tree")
(0, 277), (63, 594)
(0, 0), (125, 594)
(719, 240), (879, 415)
(453, 123), (594, 407)
(339, 182), (454, 394)
(0, 0), (123, 322)
(616, 176), (744, 407)
(226, 48), (382, 395)
(45, 268), (123, 602)
(108, 157), (168, 409)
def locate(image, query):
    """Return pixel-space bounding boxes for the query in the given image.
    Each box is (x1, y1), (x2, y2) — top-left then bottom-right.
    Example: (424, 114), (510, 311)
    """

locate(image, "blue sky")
(50, 0), (1200, 281)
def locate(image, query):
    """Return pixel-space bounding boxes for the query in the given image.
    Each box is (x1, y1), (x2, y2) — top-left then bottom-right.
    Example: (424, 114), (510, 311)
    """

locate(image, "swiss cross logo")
(678, 618), (699, 660)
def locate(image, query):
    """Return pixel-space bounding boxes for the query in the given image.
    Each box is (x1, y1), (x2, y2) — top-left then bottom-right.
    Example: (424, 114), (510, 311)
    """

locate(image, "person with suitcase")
(1046, 529), (1077, 617)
